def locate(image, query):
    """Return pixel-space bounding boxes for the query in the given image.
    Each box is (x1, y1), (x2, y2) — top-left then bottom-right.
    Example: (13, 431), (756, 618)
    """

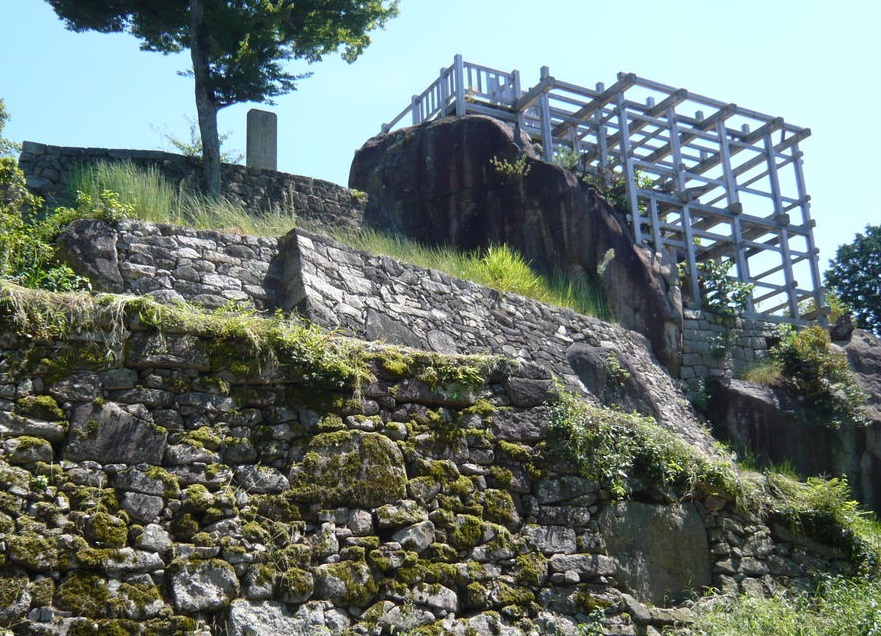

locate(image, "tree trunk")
(189, 0), (221, 198)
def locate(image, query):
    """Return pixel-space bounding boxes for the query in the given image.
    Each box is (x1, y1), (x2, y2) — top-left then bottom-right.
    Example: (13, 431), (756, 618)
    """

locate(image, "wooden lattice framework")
(382, 55), (826, 323)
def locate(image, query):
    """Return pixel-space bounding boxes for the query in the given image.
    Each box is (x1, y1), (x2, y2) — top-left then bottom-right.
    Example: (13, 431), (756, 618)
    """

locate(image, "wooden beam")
(550, 73), (638, 138)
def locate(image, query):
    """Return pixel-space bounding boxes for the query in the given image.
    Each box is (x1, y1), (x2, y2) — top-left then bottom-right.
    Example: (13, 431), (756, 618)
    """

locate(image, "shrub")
(771, 324), (866, 426)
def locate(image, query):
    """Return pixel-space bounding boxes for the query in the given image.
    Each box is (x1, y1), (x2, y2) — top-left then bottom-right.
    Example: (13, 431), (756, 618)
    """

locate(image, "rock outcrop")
(349, 116), (683, 374)
(707, 328), (881, 513)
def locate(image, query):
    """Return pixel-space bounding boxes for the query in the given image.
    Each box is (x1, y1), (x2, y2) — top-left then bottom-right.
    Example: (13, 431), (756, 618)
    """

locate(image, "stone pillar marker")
(246, 109), (277, 170)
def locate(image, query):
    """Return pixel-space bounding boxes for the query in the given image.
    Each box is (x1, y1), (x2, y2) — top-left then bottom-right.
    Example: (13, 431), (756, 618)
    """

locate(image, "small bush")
(490, 153), (531, 181)
(771, 324), (866, 426)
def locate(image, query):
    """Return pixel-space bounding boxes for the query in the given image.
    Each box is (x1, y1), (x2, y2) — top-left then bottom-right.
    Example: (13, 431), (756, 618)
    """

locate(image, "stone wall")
(0, 297), (854, 635)
(18, 142), (365, 231)
(681, 309), (777, 390)
(58, 220), (712, 452)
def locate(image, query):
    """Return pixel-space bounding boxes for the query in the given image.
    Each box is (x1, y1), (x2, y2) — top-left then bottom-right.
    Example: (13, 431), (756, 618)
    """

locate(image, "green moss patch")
(289, 430), (406, 508)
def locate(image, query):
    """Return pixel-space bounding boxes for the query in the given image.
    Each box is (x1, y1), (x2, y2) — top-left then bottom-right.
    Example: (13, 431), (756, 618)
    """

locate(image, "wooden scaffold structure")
(382, 55), (826, 324)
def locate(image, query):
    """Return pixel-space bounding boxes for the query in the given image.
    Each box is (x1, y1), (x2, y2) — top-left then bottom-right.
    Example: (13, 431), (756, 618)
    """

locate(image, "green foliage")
(490, 154), (531, 181)
(155, 115), (243, 164)
(692, 259), (754, 316)
(67, 161), (298, 235)
(583, 166), (654, 213)
(771, 324), (866, 426)
(0, 151), (92, 292)
(668, 577), (881, 636)
(553, 146), (583, 171)
(0, 98), (20, 156)
(546, 383), (737, 499)
(48, 0), (399, 195)
(826, 224), (881, 336)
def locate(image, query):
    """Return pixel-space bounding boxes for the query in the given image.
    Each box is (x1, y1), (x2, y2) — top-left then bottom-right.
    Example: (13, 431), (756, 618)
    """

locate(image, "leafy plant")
(770, 324), (866, 426)
(692, 259), (754, 316)
(154, 116), (243, 164)
(553, 146), (582, 171)
(490, 153), (531, 181)
(546, 383), (736, 499)
(0, 98), (20, 156)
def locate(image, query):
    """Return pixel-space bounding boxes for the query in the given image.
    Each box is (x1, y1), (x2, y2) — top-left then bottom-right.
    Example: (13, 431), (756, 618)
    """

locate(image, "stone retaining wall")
(0, 305), (852, 635)
(58, 220), (713, 452)
(18, 142), (365, 231)
(681, 309), (777, 390)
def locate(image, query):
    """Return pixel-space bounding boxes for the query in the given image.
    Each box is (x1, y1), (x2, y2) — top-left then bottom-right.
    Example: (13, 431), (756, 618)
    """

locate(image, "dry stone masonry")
(0, 297), (855, 635)
(18, 142), (366, 231)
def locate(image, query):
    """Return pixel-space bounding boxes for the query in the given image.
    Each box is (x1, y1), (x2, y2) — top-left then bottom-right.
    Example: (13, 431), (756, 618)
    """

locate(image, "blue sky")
(2, 1), (878, 274)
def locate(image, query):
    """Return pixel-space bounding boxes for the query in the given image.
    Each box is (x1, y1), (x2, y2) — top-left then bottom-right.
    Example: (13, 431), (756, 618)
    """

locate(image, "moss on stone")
(144, 466), (180, 498)
(481, 489), (518, 528)
(55, 572), (112, 618)
(289, 430), (406, 508)
(423, 542), (458, 562)
(15, 394), (65, 421)
(278, 567), (314, 603)
(94, 619), (140, 636)
(170, 512), (199, 540)
(87, 512), (128, 548)
(179, 426), (223, 451)
(249, 493), (303, 523)
(31, 576), (55, 607)
(514, 552), (548, 587)
(7, 532), (60, 571)
(465, 581), (488, 609)
(181, 484), (213, 514)
(496, 581), (535, 607)
(319, 561), (379, 608)
(0, 570), (30, 619)
(498, 440), (532, 462)
(487, 466), (514, 488)
(449, 514), (484, 550)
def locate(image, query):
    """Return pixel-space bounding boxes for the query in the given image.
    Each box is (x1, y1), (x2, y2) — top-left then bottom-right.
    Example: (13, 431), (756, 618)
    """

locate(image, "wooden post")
(616, 90), (641, 244)
(454, 55), (466, 117)
(513, 69), (525, 130)
(539, 66), (553, 162)
(792, 141), (827, 322)
(410, 95), (421, 126)
(439, 67), (450, 116)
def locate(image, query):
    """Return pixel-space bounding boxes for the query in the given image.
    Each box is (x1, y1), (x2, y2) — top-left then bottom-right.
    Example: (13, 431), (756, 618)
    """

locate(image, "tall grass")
(338, 229), (612, 319)
(66, 161), (298, 236)
(65, 162), (611, 319)
(668, 577), (881, 636)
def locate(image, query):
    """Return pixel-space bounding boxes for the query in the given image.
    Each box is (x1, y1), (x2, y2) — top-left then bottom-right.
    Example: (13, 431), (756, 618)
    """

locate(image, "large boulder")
(843, 329), (881, 423)
(349, 116), (682, 373)
(598, 501), (710, 605)
(709, 377), (881, 514)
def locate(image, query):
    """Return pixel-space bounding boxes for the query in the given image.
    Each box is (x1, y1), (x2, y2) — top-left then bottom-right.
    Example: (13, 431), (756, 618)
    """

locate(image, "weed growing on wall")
(0, 160), (93, 292)
(668, 576), (881, 636)
(489, 153), (531, 182)
(545, 383), (737, 499)
(67, 161), (299, 236)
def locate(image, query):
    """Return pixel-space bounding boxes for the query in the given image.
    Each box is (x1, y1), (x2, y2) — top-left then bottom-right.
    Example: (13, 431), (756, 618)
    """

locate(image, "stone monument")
(246, 108), (277, 170)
